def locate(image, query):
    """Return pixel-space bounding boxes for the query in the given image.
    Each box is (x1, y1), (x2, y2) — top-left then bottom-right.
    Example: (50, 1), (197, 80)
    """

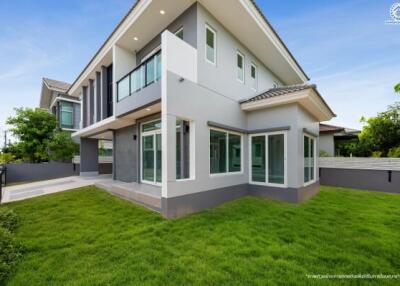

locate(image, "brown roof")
(43, 78), (71, 92)
(319, 123), (345, 133)
(240, 84), (316, 103)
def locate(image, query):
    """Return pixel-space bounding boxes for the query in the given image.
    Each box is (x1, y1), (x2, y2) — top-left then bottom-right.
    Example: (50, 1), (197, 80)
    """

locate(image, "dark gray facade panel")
(82, 86), (88, 128)
(320, 168), (400, 194)
(115, 81), (161, 117)
(162, 184), (248, 218)
(248, 184), (299, 203)
(80, 138), (98, 173)
(89, 79), (95, 125)
(95, 72), (101, 122)
(114, 125), (138, 183)
(101, 66), (108, 120)
(136, 3), (198, 63)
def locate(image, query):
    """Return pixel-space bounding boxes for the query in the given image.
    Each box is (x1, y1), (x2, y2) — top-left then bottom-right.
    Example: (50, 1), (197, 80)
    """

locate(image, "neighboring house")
(319, 124), (360, 156)
(39, 78), (80, 131)
(68, 0), (335, 218)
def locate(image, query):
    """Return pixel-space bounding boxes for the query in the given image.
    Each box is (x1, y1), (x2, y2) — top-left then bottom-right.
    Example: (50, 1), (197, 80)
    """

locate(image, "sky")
(0, 0), (399, 147)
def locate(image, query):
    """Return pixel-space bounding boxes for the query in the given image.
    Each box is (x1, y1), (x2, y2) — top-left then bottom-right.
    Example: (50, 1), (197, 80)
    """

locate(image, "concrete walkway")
(1, 175), (112, 204)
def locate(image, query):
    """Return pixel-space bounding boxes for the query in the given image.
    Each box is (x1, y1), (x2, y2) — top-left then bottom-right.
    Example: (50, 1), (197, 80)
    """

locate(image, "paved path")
(1, 175), (112, 204)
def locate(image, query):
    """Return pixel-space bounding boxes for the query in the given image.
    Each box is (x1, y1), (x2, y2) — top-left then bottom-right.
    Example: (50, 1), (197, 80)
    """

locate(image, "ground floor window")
(304, 135), (316, 184)
(141, 120), (161, 184)
(210, 129), (242, 174)
(250, 132), (287, 186)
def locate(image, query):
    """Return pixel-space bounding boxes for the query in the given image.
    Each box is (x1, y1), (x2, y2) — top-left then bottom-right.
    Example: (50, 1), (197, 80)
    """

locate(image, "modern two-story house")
(40, 78), (81, 131)
(70, 0), (335, 218)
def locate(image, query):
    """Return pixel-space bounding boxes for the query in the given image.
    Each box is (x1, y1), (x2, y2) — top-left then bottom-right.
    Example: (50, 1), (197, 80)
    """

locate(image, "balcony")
(117, 51), (161, 103)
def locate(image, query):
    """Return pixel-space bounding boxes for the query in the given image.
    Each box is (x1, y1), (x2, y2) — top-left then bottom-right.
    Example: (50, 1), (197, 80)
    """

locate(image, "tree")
(357, 102), (400, 157)
(0, 153), (15, 164)
(395, 83), (400, 93)
(6, 108), (57, 162)
(47, 131), (79, 162)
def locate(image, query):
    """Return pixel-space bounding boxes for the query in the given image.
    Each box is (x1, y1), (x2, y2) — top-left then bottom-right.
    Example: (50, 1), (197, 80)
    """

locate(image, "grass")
(2, 186), (400, 285)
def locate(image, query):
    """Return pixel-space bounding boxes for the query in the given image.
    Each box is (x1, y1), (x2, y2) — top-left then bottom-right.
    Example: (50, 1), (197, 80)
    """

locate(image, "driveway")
(1, 175), (112, 203)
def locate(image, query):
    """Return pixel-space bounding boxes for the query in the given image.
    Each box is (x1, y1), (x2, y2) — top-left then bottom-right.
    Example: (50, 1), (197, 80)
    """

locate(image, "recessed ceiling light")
(146, 108), (151, 111)
(133, 37), (138, 41)
(160, 10), (165, 15)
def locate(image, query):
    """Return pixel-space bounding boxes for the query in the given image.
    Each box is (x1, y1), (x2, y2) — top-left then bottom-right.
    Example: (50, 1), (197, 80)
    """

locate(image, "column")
(80, 138), (99, 176)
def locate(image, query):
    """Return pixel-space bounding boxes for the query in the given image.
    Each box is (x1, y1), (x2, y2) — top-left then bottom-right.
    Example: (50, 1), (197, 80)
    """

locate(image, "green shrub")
(0, 208), (18, 233)
(388, 146), (400, 158)
(0, 227), (23, 284)
(319, 150), (331, 157)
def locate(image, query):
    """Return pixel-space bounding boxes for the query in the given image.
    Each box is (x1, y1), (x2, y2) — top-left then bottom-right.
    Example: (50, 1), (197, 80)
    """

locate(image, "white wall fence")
(73, 156), (113, 164)
(319, 157), (400, 171)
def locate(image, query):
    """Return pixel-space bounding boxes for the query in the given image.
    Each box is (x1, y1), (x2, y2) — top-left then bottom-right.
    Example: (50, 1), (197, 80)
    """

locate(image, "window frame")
(60, 101), (74, 129)
(209, 127), (243, 176)
(303, 134), (317, 186)
(236, 51), (245, 84)
(248, 131), (288, 188)
(205, 24), (217, 66)
(140, 119), (162, 186)
(250, 62), (258, 90)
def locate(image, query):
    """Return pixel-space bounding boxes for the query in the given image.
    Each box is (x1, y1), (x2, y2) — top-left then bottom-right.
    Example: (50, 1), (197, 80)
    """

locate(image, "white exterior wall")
(196, 3), (283, 102)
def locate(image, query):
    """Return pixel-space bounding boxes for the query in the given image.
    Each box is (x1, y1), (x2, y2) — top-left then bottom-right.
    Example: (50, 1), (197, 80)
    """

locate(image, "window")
(175, 27), (184, 39)
(237, 52), (245, 83)
(60, 101), (73, 129)
(141, 120), (162, 184)
(176, 119), (190, 180)
(250, 132), (287, 186)
(251, 63), (257, 90)
(210, 129), (242, 174)
(205, 25), (216, 65)
(304, 135), (316, 184)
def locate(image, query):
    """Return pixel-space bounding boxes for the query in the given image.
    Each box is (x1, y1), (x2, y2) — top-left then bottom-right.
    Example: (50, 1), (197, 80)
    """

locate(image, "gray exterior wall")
(80, 138), (98, 175)
(114, 125), (138, 182)
(319, 134), (334, 156)
(320, 168), (400, 194)
(196, 3), (283, 102)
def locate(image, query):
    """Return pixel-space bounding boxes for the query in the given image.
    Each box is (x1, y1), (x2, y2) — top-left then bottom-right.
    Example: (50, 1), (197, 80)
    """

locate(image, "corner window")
(250, 132), (287, 186)
(60, 101), (73, 129)
(251, 63), (257, 90)
(210, 129), (242, 174)
(205, 25), (216, 65)
(304, 135), (316, 184)
(175, 27), (184, 40)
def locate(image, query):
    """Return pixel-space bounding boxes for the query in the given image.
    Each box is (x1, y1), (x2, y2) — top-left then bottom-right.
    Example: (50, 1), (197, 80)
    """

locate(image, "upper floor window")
(251, 62), (257, 90)
(175, 27), (184, 40)
(60, 101), (73, 129)
(205, 25), (216, 65)
(237, 51), (245, 83)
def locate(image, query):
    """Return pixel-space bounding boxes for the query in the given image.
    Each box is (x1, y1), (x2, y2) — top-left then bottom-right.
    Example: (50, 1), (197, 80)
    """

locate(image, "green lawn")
(3, 186), (400, 285)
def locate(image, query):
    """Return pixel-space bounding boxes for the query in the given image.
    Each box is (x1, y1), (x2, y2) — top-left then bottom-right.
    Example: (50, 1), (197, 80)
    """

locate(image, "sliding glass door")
(250, 132), (287, 187)
(141, 120), (162, 184)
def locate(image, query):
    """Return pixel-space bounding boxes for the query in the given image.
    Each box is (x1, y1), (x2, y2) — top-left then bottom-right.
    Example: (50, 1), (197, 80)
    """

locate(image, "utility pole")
(4, 131), (7, 149)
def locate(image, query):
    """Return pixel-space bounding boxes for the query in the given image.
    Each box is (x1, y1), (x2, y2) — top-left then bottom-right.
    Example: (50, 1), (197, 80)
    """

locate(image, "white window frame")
(303, 134), (317, 186)
(209, 127), (244, 176)
(140, 119), (162, 186)
(174, 27), (184, 39)
(251, 62), (258, 90)
(205, 24), (217, 66)
(248, 131), (288, 188)
(237, 51), (245, 84)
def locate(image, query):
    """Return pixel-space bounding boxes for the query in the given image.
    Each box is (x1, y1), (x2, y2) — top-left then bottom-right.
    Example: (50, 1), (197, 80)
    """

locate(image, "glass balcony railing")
(117, 51), (161, 102)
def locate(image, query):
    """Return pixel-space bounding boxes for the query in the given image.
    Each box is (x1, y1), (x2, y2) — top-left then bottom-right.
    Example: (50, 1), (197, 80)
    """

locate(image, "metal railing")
(117, 51), (161, 102)
(0, 165), (6, 203)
